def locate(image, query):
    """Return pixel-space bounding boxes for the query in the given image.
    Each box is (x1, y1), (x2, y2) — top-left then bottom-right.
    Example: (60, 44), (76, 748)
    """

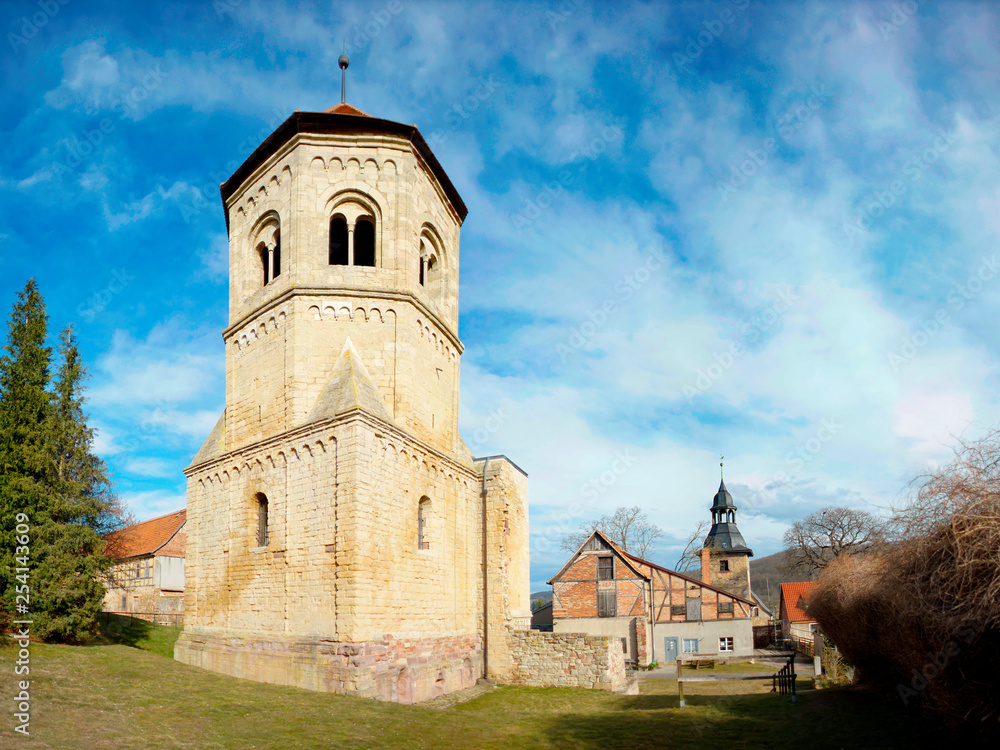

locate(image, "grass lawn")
(675, 660), (778, 674)
(0, 622), (950, 749)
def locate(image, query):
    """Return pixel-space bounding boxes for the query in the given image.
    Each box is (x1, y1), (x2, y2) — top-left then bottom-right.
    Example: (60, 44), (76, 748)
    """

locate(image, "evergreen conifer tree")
(32, 327), (120, 641)
(0, 280), (52, 621)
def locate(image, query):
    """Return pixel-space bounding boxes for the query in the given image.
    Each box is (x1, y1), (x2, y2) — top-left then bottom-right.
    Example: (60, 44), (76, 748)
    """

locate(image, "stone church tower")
(173, 98), (530, 703)
(702, 472), (753, 601)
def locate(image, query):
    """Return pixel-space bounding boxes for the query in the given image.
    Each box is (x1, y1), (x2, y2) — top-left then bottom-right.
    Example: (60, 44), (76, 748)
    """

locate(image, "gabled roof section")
(622, 548), (756, 606)
(751, 591), (774, 617)
(780, 581), (817, 622)
(105, 510), (186, 559)
(189, 409), (226, 468)
(324, 102), (369, 116)
(305, 337), (394, 426)
(546, 529), (649, 585)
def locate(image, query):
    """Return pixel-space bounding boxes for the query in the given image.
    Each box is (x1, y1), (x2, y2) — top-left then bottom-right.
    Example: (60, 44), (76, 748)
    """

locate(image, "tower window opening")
(354, 217), (376, 266)
(329, 216), (349, 265)
(260, 244), (270, 285)
(272, 232), (281, 278)
(256, 494), (269, 547)
(419, 257), (425, 286)
(719, 559), (729, 572)
(418, 497), (431, 550)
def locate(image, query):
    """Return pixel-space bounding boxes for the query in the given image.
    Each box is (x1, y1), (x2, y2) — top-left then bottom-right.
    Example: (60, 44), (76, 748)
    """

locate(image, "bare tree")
(783, 506), (888, 571)
(673, 521), (709, 571)
(560, 506), (663, 558)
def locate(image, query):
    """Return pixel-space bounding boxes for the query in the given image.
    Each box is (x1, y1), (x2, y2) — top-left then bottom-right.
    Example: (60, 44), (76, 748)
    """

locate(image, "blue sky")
(3, 0), (1000, 591)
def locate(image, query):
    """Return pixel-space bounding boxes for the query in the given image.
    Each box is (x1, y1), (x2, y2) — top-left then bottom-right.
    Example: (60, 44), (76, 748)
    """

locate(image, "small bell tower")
(703, 457), (753, 600)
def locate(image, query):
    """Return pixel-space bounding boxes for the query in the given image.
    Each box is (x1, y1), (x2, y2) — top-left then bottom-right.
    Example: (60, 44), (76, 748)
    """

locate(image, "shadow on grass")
(543, 685), (951, 750)
(90, 613), (182, 658)
(97, 613), (155, 647)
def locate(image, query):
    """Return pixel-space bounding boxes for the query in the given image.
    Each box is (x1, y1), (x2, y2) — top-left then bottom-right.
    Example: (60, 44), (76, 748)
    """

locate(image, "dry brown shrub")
(807, 431), (1000, 733)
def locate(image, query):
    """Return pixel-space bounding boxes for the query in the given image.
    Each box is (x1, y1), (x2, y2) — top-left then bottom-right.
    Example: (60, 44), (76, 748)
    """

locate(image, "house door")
(663, 637), (678, 664)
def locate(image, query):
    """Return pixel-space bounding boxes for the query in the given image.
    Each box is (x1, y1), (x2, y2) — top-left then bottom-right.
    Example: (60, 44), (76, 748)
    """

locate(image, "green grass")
(91, 613), (183, 658)
(0, 641), (950, 749)
(677, 660), (778, 674)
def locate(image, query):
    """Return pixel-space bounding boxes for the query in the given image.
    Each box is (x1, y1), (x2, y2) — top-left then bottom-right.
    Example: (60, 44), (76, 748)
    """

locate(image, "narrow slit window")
(418, 497), (431, 550)
(272, 232), (281, 278)
(329, 217), (349, 265)
(257, 495), (269, 547)
(354, 218), (376, 266)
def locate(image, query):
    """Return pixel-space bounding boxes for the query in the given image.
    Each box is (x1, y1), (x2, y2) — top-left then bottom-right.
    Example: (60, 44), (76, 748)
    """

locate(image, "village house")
(549, 529), (755, 664)
(549, 476), (760, 664)
(172, 69), (538, 703)
(103, 509), (186, 621)
(779, 581), (819, 641)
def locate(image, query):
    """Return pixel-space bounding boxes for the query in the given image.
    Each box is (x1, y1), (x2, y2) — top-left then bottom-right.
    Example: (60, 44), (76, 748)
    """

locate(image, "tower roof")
(711, 478), (737, 509)
(704, 478), (753, 555)
(220, 110), (468, 230)
(324, 102), (370, 116)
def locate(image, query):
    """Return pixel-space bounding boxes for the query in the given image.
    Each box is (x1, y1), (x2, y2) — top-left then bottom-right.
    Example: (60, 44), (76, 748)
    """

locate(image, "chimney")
(700, 547), (711, 586)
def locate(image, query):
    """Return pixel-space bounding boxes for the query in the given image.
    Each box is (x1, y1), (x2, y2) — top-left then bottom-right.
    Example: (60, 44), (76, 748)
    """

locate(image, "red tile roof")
(780, 581), (817, 622)
(105, 509), (186, 559)
(324, 102), (370, 116)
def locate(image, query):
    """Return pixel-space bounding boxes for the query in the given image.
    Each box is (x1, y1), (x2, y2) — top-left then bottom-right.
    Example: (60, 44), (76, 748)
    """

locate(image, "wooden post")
(677, 658), (685, 707)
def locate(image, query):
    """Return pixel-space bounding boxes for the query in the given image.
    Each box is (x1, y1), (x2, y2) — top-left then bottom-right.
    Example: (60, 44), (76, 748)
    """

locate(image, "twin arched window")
(329, 215), (376, 267)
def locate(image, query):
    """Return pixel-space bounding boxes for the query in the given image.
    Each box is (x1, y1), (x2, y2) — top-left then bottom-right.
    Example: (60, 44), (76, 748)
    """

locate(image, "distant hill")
(749, 550), (816, 613)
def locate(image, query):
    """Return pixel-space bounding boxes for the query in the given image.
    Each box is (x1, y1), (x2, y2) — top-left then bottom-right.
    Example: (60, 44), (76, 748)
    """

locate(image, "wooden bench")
(689, 658), (717, 670)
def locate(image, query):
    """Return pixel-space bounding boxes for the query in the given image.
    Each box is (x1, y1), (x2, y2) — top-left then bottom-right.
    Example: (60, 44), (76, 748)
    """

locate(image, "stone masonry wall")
(504, 627), (627, 692)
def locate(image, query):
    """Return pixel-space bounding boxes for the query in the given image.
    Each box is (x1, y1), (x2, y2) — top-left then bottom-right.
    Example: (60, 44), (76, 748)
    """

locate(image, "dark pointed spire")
(704, 459), (752, 555)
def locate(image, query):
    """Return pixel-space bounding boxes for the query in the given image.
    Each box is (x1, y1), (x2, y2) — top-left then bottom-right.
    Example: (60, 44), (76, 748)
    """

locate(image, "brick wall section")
(635, 616), (648, 665)
(504, 627), (627, 691)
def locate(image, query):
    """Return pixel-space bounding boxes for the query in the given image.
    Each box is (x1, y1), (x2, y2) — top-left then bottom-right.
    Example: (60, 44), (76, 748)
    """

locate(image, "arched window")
(419, 230), (444, 296)
(354, 218), (376, 267)
(418, 497), (431, 550)
(251, 216), (281, 289)
(329, 216), (349, 265)
(260, 244), (270, 285)
(256, 493), (269, 547)
(272, 231), (281, 278)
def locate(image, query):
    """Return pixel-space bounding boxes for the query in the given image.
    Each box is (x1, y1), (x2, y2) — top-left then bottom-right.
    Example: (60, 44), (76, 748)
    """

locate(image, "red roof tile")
(105, 509), (186, 559)
(324, 102), (370, 116)
(779, 581), (817, 622)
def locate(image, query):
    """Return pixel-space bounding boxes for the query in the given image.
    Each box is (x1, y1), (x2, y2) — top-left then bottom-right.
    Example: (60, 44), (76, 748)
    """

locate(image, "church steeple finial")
(339, 43), (350, 104)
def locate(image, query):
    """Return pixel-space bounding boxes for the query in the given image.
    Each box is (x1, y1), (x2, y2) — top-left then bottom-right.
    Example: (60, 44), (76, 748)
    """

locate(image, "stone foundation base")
(174, 630), (482, 703)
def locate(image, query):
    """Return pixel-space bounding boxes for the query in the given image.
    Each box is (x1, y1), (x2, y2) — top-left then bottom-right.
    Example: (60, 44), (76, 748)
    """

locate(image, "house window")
(597, 556), (613, 581)
(670, 604), (686, 617)
(719, 636), (734, 653)
(418, 497), (431, 550)
(121, 595), (127, 611)
(719, 559), (730, 572)
(256, 494), (269, 547)
(718, 602), (734, 615)
(683, 638), (699, 654)
(329, 216), (349, 265)
(597, 589), (616, 618)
